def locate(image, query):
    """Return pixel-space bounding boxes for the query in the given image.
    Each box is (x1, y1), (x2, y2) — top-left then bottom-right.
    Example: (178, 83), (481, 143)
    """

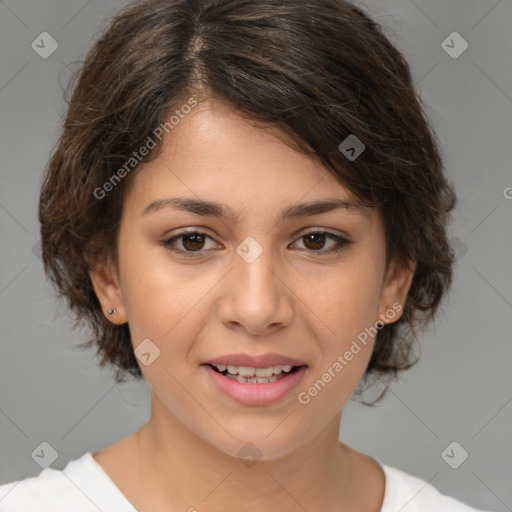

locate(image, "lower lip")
(202, 365), (307, 406)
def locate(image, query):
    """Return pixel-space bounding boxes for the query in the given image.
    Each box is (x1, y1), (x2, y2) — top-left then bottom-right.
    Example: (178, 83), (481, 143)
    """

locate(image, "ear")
(88, 256), (128, 325)
(377, 258), (415, 326)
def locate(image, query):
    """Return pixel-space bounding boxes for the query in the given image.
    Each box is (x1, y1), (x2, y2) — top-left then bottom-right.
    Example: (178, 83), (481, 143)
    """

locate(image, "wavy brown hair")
(39, 0), (456, 396)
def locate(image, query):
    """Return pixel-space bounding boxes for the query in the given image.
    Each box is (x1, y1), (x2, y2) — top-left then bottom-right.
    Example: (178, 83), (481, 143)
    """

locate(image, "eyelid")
(161, 228), (221, 251)
(162, 225), (350, 241)
(295, 226), (350, 239)
(161, 226), (352, 258)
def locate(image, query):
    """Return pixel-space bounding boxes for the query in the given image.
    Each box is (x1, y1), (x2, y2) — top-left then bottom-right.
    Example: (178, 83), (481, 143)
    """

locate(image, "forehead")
(124, 100), (373, 222)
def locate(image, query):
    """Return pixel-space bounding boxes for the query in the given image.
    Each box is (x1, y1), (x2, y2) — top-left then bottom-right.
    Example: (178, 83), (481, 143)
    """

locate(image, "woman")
(0, 0), (491, 510)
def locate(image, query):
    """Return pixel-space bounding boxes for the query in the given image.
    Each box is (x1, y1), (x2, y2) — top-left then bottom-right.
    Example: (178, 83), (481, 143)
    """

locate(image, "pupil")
(183, 234), (204, 251)
(304, 233), (325, 250)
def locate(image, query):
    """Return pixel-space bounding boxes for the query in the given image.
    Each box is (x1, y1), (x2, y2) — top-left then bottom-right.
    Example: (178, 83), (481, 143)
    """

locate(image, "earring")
(108, 307), (117, 315)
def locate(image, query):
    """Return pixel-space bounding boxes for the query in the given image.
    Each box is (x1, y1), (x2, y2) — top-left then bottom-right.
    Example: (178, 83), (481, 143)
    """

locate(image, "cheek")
(296, 255), (383, 408)
(119, 246), (227, 373)
(312, 256), (384, 346)
(119, 241), (195, 331)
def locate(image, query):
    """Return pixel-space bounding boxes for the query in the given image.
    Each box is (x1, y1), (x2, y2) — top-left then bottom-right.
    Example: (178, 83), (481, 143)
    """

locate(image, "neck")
(134, 392), (360, 512)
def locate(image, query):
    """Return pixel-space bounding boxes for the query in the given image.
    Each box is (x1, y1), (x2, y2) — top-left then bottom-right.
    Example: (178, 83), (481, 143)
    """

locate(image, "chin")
(203, 419), (316, 463)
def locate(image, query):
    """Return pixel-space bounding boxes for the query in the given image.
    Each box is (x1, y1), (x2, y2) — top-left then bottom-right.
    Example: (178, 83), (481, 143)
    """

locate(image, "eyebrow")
(142, 196), (369, 223)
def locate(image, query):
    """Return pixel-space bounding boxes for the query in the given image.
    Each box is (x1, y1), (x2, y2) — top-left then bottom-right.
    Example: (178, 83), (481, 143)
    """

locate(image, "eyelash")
(161, 228), (352, 258)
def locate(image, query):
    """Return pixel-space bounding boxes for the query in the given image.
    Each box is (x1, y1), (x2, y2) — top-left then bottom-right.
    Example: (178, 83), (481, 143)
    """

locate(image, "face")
(90, 99), (413, 460)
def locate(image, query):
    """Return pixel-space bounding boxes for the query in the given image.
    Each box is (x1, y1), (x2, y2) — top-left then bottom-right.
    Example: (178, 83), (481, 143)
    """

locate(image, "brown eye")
(180, 233), (206, 251)
(162, 230), (218, 257)
(162, 229), (352, 259)
(302, 232), (328, 250)
(293, 230), (352, 254)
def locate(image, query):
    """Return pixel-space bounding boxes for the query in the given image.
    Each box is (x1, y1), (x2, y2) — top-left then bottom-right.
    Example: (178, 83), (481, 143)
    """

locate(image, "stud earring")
(108, 308), (117, 315)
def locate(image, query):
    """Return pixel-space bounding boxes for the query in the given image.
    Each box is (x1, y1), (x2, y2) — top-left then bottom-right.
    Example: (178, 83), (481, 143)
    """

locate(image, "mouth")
(201, 360), (308, 406)
(206, 363), (302, 384)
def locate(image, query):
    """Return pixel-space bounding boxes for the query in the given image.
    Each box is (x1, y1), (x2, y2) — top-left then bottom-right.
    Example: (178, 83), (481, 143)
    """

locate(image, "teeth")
(215, 364), (296, 377)
(255, 367), (274, 378)
(225, 374), (279, 384)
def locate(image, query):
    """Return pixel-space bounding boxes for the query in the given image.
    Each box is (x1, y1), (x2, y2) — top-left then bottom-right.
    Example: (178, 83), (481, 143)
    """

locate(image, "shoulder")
(378, 461), (492, 512)
(0, 452), (135, 512)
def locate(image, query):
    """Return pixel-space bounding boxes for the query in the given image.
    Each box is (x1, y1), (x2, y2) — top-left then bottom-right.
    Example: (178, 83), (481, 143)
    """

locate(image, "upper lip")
(203, 353), (308, 368)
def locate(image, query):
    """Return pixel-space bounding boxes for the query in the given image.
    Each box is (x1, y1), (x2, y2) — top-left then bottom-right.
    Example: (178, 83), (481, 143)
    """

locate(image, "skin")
(89, 99), (415, 511)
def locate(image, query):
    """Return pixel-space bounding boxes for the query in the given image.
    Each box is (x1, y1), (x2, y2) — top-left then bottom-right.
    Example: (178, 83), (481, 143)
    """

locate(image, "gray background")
(0, 0), (511, 510)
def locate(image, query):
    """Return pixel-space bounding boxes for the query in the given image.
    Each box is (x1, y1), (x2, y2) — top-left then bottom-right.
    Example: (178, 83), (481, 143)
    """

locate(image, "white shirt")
(0, 452), (491, 511)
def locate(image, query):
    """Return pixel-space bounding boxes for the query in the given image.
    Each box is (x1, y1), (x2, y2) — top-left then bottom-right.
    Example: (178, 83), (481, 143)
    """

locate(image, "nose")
(217, 240), (294, 336)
